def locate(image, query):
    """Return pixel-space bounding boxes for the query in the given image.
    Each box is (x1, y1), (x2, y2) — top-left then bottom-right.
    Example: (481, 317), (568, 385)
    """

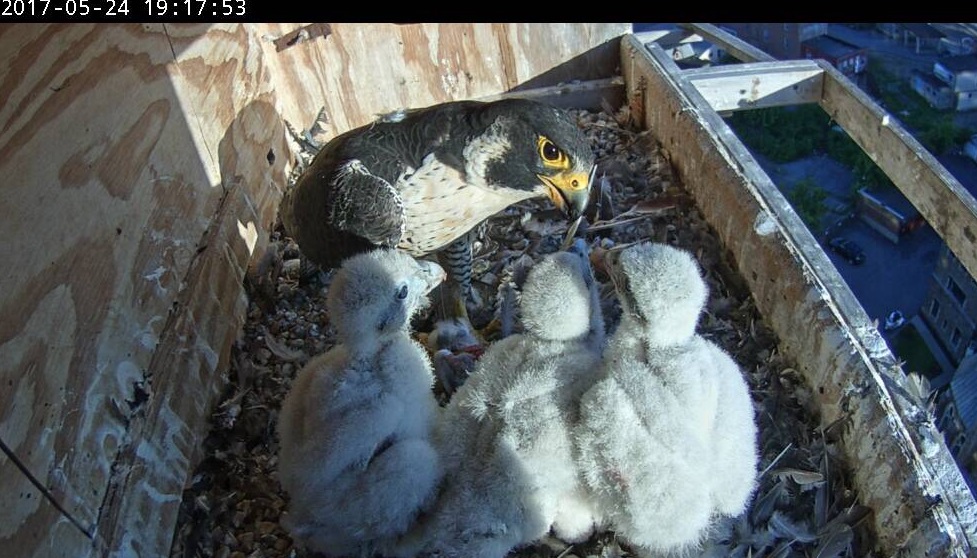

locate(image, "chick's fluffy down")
(393, 251), (605, 558)
(277, 249), (444, 557)
(575, 243), (758, 555)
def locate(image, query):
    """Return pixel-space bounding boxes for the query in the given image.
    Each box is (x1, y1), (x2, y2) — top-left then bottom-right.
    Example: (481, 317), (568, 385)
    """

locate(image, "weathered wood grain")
(478, 76), (625, 111)
(680, 22), (776, 63)
(95, 23), (292, 553)
(623, 35), (977, 556)
(0, 22), (633, 557)
(684, 60), (824, 112)
(253, 23), (629, 140)
(0, 24), (225, 557)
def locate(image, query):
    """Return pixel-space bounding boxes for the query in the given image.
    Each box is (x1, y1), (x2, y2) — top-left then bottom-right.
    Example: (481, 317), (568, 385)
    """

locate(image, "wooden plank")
(680, 22), (777, 63)
(817, 59), (977, 284)
(94, 24), (290, 556)
(683, 60), (824, 112)
(632, 29), (685, 45)
(477, 76), (626, 111)
(0, 24), (225, 557)
(1, 435), (94, 557)
(622, 35), (977, 556)
(250, 23), (629, 140)
(0, 487), (92, 558)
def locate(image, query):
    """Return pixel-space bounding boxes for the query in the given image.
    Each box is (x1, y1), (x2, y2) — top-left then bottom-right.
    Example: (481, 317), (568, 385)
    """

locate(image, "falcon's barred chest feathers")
(281, 99), (596, 272)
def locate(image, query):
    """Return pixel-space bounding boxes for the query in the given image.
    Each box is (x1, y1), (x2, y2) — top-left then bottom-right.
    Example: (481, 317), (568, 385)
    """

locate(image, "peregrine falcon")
(280, 98), (596, 317)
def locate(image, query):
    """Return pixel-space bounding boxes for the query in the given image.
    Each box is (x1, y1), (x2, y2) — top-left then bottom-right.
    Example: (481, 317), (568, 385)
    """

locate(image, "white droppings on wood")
(753, 211), (778, 236)
(237, 219), (259, 256)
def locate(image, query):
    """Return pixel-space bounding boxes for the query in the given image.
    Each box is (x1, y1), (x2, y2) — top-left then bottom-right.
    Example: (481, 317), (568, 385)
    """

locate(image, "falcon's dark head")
(468, 99), (596, 219)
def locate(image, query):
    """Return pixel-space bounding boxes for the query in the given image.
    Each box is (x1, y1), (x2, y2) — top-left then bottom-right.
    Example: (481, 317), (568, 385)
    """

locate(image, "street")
(755, 154), (945, 326)
(824, 25), (977, 330)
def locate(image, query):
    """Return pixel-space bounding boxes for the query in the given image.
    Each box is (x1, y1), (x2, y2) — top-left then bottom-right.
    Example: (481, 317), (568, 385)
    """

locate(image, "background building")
(938, 353), (977, 491)
(720, 23), (828, 60)
(803, 34), (868, 77)
(921, 244), (977, 365)
(933, 55), (977, 111)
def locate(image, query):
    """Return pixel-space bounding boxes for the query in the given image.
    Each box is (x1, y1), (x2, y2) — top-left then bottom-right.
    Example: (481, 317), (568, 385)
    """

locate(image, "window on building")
(931, 298), (942, 319)
(952, 436), (964, 456)
(947, 276), (967, 306)
(952, 252), (964, 271)
(953, 327), (963, 347)
(942, 404), (957, 430)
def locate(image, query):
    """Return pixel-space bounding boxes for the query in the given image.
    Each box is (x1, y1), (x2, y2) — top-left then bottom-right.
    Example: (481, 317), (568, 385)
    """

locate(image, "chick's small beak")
(539, 167), (593, 219)
(418, 260), (447, 294)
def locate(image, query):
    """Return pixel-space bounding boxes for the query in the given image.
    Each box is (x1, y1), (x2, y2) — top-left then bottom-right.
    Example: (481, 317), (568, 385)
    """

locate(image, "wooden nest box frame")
(1, 23), (975, 557)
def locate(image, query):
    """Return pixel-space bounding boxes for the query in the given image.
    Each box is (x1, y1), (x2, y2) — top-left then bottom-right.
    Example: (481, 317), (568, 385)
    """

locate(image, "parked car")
(884, 310), (906, 331)
(828, 236), (866, 265)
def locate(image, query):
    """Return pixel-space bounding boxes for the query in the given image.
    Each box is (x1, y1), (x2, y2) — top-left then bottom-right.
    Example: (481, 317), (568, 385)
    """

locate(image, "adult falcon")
(280, 97), (595, 354)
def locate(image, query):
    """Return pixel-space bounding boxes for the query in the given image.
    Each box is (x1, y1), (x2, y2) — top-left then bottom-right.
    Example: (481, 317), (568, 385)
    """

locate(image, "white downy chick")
(574, 242), (759, 556)
(276, 248), (446, 557)
(393, 244), (605, 558)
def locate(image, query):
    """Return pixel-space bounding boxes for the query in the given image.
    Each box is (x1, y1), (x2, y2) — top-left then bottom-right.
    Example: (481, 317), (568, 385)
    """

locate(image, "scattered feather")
(264, 329), (308, 363)
(768, 511), (817, 543)
(814, 523), (854, 558)
(771, 468), (825, 487)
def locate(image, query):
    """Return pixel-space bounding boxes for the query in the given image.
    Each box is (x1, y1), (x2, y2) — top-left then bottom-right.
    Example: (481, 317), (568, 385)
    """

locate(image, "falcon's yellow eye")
(537, 136), (569, 169)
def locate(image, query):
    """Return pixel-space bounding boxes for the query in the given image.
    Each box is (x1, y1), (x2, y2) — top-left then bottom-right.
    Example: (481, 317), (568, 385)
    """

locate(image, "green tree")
(788, 178), (828, 230)
(921, 119), (960, 155)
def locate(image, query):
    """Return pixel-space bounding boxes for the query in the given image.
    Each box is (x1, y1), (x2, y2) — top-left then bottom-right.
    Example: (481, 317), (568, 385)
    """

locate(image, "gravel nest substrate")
(170, 105), (881, 558)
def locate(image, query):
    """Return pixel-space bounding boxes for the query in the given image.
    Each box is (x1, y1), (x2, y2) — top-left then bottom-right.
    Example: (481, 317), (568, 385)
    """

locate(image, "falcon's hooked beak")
(539, 164), (596, 219)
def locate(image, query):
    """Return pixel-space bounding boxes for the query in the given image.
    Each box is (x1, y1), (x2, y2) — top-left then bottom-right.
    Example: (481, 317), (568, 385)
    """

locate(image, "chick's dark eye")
(396, 284), (409, 300)
(542, 140), (560, 161)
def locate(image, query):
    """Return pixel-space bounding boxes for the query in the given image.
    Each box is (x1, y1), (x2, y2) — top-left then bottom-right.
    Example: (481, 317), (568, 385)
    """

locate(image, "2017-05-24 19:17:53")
(146, 0), (246, 16)
(0, 0), (245, 16)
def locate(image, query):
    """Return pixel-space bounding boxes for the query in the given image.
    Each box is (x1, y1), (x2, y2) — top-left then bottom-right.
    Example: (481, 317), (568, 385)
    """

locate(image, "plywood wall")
(0, 23), (628, 557)
(259, 22), (628, 139)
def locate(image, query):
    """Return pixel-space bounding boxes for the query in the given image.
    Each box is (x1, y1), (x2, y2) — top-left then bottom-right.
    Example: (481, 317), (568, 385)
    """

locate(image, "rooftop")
(952, 353), (977, 429)
(902, 23), (946, 40)
(912, 68), (952, 89)
(805, 34), (865, 59)
(860, 184), (922, 220)
(937, 54), (977, 73)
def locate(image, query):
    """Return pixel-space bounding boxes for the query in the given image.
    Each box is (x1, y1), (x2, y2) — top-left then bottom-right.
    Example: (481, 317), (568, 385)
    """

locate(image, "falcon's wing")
(327, 159), (405, 248)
